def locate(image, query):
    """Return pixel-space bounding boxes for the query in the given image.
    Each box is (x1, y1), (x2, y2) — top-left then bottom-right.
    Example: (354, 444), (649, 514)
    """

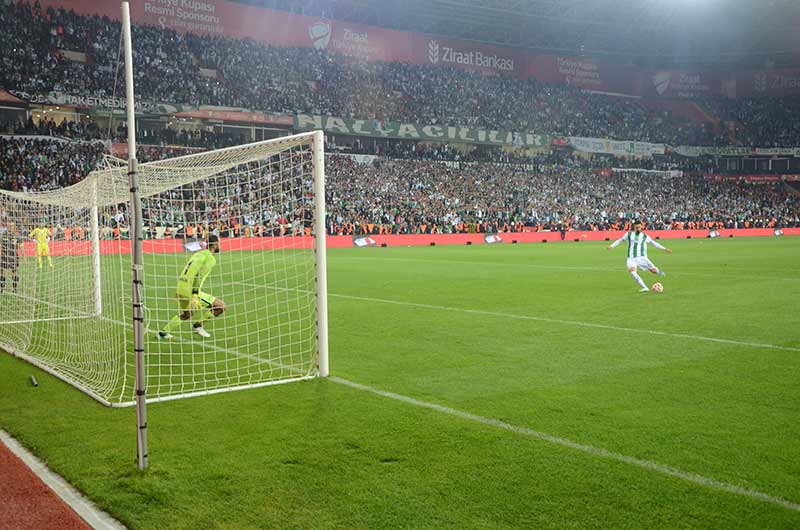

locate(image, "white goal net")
(0, 132), (328, 406)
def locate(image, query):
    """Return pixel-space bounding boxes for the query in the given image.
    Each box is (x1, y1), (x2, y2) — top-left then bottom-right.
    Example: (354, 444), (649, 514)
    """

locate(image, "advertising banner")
(36, 0), (414, 63)
(295, 114), (551, 147)
(411, 36), (524, 77)
(640, 70), (720, 98)
(526, 55), (639, 94)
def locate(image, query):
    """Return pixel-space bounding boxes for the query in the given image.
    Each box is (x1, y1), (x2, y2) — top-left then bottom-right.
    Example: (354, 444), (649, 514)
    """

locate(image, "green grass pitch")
(1, 236), (799, 529)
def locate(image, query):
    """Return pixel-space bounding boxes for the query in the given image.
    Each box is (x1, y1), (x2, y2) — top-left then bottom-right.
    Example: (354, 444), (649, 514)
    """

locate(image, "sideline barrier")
(21, 228), (799, 256)
(326, 228), (800, 248)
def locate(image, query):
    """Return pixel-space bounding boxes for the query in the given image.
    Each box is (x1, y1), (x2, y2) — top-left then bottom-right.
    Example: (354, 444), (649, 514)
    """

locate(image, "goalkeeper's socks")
(163, 315), (182, 333)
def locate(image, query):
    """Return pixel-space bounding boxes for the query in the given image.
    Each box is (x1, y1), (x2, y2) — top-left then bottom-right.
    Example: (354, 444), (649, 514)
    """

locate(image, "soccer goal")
(0, 131), (329, 407)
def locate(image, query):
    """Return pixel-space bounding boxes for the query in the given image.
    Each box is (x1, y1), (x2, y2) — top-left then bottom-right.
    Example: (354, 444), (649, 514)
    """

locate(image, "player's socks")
(630, 271), (648, 290)
(37, 256), (42, 268)
(47, 256), (53, 268)
(163, 315), (182, 333)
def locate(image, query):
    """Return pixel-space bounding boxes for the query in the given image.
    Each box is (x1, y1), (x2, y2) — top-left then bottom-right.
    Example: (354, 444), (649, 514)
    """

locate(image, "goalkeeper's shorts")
(175, 289), (216, 311)
(36, 244), (49, 256)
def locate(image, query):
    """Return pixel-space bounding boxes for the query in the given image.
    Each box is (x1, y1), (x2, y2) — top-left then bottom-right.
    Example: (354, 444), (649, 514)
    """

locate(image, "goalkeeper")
(29, 225), (53, 269)
(159, 234), (226, 339)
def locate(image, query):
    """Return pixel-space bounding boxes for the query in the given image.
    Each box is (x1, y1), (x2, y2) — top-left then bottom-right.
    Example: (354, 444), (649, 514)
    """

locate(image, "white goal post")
(0, 131), (329, 408)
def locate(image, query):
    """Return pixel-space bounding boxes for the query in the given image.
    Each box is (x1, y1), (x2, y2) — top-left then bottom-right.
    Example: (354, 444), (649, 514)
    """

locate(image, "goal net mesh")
(0, 133), (323, 406)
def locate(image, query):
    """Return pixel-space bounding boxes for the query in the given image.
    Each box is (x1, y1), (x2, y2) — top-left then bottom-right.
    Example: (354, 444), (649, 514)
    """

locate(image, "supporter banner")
(174, 109), (293, 125)
(8, 90), (163, 114)
(703, 174), (800, 182)
(295, 114), (550, 147)
(568, 137), (666, 157)
(675, 145), (800, 157)
(331, 153), (380, 165)
(0, 90), (25, 105)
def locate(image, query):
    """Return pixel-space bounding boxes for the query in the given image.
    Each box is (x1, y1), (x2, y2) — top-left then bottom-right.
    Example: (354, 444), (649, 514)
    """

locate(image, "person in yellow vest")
(29, 225), (53, 269)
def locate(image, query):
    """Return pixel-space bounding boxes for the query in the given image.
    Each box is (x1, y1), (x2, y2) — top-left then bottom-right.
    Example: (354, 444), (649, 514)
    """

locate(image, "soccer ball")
(652, 282), (664, 293)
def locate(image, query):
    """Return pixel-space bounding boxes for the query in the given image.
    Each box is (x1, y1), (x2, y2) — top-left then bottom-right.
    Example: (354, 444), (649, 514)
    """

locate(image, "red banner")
(32, 0), (800, 98)
(411, 36), (524, 77)
(21, 228), (798, 256)
(174, 109), (293, 125)
(526, 55), (639, 94)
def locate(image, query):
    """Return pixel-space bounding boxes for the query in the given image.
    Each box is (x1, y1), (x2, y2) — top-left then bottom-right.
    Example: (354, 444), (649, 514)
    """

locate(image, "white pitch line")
(236, 280), (800, 354)
(332, 255), (800, 282)
(0, 429), (127, 530)
(327, 291), (800, 352)
(330, 376), (800, 513)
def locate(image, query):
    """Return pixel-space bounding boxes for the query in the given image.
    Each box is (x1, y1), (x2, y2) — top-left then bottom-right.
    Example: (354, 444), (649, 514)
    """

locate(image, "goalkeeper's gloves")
(189, 294), (201, 312)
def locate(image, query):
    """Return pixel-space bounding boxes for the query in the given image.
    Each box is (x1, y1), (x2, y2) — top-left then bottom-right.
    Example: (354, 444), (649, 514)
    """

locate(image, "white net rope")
(0, 133), (321, 405)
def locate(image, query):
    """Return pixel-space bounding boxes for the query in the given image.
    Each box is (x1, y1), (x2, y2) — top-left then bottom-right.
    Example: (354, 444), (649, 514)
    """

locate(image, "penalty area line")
(330, 376), (800, 513)
(328, 292), (800, 353)
(233, 280), (799, 353)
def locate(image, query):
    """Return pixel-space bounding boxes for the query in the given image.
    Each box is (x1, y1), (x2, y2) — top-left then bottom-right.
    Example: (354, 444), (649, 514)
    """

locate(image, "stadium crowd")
(325, 156), (800, 234)
(4, 1), (796, 146)
(1, 135), (798, 233)
(0, 136), (105, 191)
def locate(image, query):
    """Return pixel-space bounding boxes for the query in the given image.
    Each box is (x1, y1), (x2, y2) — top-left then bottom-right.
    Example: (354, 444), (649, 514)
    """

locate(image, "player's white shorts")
(626, 257), (656, 271)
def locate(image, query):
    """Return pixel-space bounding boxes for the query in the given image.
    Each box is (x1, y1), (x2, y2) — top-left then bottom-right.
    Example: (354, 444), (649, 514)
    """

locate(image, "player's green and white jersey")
(624, 231), (653, 258)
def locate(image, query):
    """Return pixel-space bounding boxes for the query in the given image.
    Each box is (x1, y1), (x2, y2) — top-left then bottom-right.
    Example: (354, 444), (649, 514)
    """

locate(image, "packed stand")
(715, 97), (800, 147)
(0, 1), (746, 146)
(0, 136), (105, 191)
(325, 156), (800, 235)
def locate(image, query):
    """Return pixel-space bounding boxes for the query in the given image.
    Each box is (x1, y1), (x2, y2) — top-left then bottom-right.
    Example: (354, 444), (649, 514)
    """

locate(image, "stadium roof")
(258, 0), (800, 69)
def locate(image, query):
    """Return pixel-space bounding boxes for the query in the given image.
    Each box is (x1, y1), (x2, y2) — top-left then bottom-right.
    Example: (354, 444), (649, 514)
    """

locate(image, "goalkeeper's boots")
(193, 324), (211, 338)
(158, 331), (174, 340)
